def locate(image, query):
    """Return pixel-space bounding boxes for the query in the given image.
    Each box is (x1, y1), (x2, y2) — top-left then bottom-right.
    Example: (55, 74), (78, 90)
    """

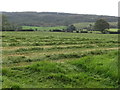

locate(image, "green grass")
(2, 50), (119, 88)
(22, 22), (117, 31)
(108, 28), (119, 32)
(74, 22), (117, 29)
(22, 26), (67, 31)
(74, 22), (94, 29)
(2, 31), (119, 88)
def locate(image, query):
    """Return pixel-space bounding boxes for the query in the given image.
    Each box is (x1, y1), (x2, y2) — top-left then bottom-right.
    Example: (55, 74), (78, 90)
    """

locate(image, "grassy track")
(2, 31), (119, 88)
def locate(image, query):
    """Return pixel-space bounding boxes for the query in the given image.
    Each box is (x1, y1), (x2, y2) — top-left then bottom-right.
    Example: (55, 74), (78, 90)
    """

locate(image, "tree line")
(3, 12), (118, 27)
(1, 14), (119, 34)
(66, 19), (111, 33)
(1, 15), (22, 31)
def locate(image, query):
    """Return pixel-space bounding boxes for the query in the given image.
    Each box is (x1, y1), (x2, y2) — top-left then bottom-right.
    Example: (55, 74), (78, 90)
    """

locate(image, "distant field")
(22, 22), (117, 31)
(109, 22), (118, 26)
(108, 28), (119, 32)
(22, 23), (94, 31)
(22, 26), (67, 31)
(74, 22), (117, 29)
(2, 31), (119, 88)
(74, 22), (94, 29)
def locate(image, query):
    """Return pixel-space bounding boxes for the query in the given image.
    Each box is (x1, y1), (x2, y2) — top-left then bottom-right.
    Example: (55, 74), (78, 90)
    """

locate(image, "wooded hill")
(2, 12), (118, 27)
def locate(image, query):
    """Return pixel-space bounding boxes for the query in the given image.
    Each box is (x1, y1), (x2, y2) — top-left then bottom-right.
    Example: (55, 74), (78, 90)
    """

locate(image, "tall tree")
(66, 25), (76, 32)
(94, 19), (109, 33)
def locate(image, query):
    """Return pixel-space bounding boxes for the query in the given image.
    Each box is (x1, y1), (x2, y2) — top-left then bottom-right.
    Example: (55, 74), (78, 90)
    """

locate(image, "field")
(22, 26), (67, 31)
(108, 28), (119, 32)
(74, 22), (117, 29)
(2, 31), (119, 88)
(22, 22), (118, 32)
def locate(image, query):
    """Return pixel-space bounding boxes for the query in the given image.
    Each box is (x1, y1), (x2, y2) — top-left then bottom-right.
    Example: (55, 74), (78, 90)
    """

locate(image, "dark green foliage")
(118, 17), (120, 29)
(3, 12), (117, 27)
(66, 25), (76, 32)
(2, 14), (22, 31)
(94, 19), (110, 33)
(2, 15), (12, 30)
(11, 84), (21, 89)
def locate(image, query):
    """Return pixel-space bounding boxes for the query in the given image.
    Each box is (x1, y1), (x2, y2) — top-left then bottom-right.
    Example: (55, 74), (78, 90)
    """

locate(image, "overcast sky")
(0, 0), (119, 16)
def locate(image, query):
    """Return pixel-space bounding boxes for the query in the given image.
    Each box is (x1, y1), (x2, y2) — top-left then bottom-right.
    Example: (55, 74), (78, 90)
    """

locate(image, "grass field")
(22, 22), (118, 32)
(108, 28), (119, 32)
(22, 26), (67, 31)
(2, 31), (119, 88)
(74, 22), (117, 29)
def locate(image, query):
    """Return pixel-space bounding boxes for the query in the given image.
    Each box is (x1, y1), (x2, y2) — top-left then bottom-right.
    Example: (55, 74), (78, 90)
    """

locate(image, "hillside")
(2, 12), (118, 27)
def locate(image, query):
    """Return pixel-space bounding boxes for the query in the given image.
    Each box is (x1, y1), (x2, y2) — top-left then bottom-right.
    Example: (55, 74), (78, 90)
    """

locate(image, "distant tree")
(118, 17), (120, 30)
(0, 14), (2, 30)
(66, 25), (76, 32)
(2, 15), (22, 31)
(2, 15), (10, 30)
(87, 24), (93, 32)
(94, 19), (110, 33)
(89, 24), (93, 30)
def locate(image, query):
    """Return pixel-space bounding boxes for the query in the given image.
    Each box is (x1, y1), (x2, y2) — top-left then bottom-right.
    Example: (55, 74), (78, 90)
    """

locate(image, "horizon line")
(0, 11), (118, 17)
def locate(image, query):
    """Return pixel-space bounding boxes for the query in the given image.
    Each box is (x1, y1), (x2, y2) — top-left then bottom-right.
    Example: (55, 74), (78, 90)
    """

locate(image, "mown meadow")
(1, 31), (119, 88)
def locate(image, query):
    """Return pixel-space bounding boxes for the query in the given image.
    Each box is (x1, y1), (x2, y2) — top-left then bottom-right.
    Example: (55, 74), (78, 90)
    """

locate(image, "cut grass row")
(3, 44), (118, 57)
(3, 40), (119, 47)
(2, 31), (119, 88)
(3, 47), (118, 66)
(2, 50), (118, 88)
(2, 32), (118, 41)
